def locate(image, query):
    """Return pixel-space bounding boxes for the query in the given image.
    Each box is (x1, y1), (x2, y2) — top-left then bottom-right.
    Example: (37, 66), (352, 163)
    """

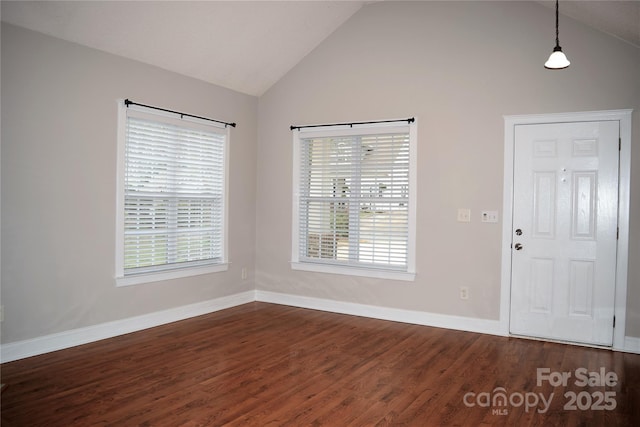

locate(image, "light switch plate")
(481, 210), (499, 223)
(457, 208), (471, 223)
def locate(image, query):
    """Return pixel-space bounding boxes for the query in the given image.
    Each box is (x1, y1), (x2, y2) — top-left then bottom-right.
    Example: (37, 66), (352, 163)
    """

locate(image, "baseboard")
(622, 336), (640, 354)
(0, 291), (255, 363)
(255, 290), (505, 337)
(5, 289), (631, 363)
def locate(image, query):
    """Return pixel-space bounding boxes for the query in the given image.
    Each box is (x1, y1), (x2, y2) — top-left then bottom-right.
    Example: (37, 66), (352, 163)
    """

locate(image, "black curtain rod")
(125, 99), (236, 128)
(290, 117), (414, 131)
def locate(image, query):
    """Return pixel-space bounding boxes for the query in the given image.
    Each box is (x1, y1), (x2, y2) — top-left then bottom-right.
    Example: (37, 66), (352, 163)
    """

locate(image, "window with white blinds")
(292, 121), (416, 280)
(116, 103), (229, 285)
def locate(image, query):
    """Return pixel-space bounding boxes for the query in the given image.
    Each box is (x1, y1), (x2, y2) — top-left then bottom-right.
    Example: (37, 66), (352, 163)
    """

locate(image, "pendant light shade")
(545, 47), (570, 69)
(545, 0), (570, 69)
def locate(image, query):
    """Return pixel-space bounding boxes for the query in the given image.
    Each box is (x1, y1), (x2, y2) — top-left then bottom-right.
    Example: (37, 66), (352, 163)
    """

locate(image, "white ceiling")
(1, 1), (366, 96)
(2, 1), (638, 97)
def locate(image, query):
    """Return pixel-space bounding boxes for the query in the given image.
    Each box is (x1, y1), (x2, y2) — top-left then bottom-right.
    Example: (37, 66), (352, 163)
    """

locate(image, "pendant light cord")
(555, 0), (560, 48)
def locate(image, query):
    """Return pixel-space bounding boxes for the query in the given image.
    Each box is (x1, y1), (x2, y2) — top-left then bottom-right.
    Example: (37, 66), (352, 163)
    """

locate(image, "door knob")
(515, 229), (522, 236)
(514, 243), (523, 250)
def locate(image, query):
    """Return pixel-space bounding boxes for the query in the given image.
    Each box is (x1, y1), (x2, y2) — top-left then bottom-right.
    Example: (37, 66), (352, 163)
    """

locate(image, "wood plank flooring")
(2, 302), (639, 426)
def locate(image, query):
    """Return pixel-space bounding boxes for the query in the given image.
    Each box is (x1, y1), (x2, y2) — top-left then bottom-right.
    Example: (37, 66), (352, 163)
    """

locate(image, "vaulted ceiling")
(2, 1), (638, 97)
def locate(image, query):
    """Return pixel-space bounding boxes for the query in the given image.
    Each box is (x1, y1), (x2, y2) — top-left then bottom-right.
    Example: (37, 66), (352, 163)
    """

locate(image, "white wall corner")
(0, 290), (256, 363)
(255, 290), (505, 337)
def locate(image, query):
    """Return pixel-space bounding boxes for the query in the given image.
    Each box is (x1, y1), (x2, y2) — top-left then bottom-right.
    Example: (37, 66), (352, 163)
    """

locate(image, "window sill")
(291, 262), (415, 281)
(116, 263), (229, 287)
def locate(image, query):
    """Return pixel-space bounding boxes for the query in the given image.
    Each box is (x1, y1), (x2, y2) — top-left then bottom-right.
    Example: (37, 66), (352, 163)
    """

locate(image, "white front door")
(509, 121), (619, 346)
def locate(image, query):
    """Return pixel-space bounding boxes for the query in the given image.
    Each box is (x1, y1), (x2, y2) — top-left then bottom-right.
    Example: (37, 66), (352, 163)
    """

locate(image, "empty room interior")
(1, 1), (640, 425)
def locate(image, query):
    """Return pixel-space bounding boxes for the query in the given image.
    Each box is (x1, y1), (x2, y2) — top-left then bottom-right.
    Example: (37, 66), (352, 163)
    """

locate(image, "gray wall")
(255, 1), (640, 335)
(1, 23), (258, 343)
(2, 1), (639, 346)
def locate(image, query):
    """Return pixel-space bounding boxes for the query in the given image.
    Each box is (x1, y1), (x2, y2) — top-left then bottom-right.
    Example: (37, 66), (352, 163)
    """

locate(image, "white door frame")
(500, 109), (632, 350)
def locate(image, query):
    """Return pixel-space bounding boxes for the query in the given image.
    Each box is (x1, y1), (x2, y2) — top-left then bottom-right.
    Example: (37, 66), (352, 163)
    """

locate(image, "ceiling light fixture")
(544, 0), (570, 70)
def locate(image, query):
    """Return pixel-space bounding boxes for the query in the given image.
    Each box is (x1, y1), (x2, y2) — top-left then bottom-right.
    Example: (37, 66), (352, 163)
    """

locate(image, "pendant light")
(544, 0), (570, 69)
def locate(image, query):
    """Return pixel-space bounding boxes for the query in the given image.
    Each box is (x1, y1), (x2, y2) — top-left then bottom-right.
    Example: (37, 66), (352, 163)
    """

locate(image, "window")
(291, 120), (416, 281)
(116, 101), (229, 286)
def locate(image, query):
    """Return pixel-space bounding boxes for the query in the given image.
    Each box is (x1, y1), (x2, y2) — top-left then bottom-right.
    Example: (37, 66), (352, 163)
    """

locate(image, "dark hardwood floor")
(1, 302), (639, 426)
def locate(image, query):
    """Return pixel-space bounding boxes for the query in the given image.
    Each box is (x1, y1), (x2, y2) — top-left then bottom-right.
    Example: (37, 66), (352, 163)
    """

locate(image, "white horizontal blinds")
(358, 133), (409, 267)
(124, 114), (225, 275)
(299, 130), (410, 270)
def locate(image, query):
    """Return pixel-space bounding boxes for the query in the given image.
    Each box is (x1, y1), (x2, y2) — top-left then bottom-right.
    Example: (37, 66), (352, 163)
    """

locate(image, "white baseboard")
(255, 290), (505, 337)
(0, 291), (255, 363)
(622, 336), (640, 354)
(5, 289), (635, 363)
(255, 291), (640, 354)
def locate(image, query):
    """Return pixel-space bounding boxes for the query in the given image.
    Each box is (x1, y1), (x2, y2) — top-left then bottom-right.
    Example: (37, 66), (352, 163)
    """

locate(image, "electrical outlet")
(241, 267), (248, 280)
(459, 287), (469, 300)
(0, 305), (4, 322)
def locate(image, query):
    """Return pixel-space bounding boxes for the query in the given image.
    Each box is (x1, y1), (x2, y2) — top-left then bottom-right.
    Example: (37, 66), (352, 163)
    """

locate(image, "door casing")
(500, 110), (632, 350)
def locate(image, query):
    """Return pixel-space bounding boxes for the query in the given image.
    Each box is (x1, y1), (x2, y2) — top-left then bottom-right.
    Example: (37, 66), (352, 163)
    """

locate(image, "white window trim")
(115, 100), (229, 286)
(291, 119), (417, 281)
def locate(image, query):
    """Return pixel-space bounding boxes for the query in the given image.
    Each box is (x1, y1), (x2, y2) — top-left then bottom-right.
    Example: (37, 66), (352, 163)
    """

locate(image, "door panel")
(510, 121), (619, 346)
